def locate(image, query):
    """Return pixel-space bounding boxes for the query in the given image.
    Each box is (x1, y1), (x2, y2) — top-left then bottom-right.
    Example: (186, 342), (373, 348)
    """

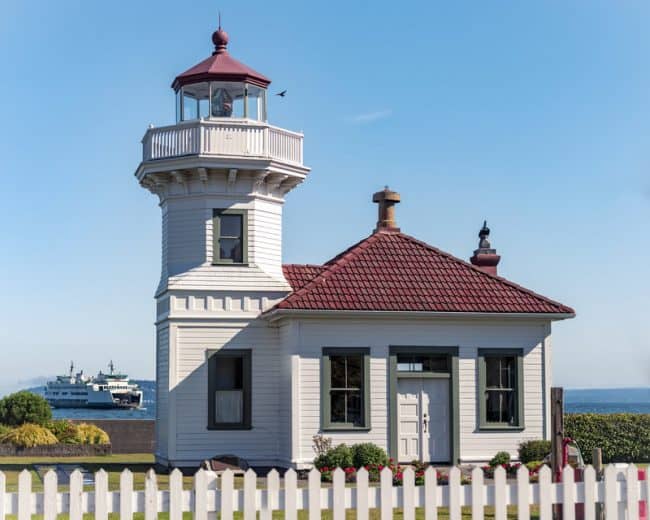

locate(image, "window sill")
(207, 425), (253, 431)
(211, 262), (250, 267)
(478, 424), (525, 432)
(322, 426), (371, 432)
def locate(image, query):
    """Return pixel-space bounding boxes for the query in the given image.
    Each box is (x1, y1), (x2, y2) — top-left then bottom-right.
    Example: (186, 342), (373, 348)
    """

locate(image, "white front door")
(397, 378), (450, 463)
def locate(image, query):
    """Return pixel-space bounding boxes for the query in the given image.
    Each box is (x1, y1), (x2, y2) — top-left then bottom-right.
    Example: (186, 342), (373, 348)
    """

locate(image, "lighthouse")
(135, 23), (309, 467)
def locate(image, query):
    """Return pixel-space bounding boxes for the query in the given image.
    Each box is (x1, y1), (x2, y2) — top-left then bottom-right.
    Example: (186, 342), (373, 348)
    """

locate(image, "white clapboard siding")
(1, 464), (647, 517)
(289, 317), (550, 464)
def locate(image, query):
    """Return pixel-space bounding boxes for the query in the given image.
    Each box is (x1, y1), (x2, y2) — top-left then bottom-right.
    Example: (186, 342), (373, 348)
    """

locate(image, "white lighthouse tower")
(136, 24), (309, 467)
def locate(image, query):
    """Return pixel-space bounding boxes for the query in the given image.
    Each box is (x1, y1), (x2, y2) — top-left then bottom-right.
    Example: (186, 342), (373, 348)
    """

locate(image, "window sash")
(478, 349), (524, 429)
(207, 350), (252, 430)
(321, 348), (370, 430)
(212, 209), (248, 264)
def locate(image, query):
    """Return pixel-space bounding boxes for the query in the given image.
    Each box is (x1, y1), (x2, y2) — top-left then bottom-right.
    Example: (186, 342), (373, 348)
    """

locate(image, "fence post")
(43, 470), (57, 520)
(593, 448), (604, 520)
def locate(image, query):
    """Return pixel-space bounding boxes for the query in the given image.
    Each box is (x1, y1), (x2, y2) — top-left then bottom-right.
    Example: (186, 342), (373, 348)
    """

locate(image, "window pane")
(485, 358), (501, 387)
(182, 92), (198, 121)
(219, 238), (243, 262)
(220, 214), (242, 237)
(397, 354), (448, 372)
(330, 356), (346, 388)
(214, 357), (243, 390)
(210, 82), (246, 118)
(330, 390), (346, 423)
(215, 390), (243, 423)
(346, 390), (363, 426)
(346, 356), (362, 388)
(485, 389), (515, 423)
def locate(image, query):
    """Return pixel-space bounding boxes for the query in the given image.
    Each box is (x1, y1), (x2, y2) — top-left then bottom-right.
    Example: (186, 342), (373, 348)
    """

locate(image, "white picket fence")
(1, 464), (648, 519)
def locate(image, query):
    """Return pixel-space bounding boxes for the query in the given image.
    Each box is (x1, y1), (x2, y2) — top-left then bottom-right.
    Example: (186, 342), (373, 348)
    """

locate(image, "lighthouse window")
(208, 349), (251, 430)
(213, 209), (247, 264)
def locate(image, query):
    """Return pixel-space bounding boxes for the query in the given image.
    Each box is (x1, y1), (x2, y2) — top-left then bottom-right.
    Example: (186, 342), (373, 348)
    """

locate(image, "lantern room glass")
(176, 82), (267, 123)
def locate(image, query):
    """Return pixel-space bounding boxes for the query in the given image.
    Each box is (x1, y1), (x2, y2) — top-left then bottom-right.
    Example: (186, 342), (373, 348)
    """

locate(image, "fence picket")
(356, 467), (369, 520)
(626, 464), (639, 520)
(538, 465), (552, 520)
(604, 465), (618, 520)
(18, 469), (31, 520)
(94, 469), (108, 520)
(582, 466), (596, 520)
(43, 470), (57, 520)
(0, 471), (6, 519)
(449, 467), (462, 520)
(168, 468), (183, 520)
(332, 468), (345, 520)
(144, 469), (158, 520)
(516, 464), (530, 520)
(284, 469), (298, 520)
(69, 469), (83, 520)
(220, 469), (234, 520)
(471, 466), (484, 520)
(195, 469), (209, 520)
(380, 466), (393, 520)
(308, 468), (321, 520)
(424, 467), (438, 520)
(243, 469), (256, 520)
(262, 469), (280, 520)
(403, 467), (415, 520)
(120, 469), (133, 520)
(562, 465), (576, 520)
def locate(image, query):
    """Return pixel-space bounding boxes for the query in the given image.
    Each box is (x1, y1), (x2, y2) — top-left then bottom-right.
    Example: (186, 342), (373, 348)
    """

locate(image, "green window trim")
(321, 348), (371, 431)
(212, 209), (248, 265)
(388, 346), (460, 465)
(478, 348), (525, 431)
(207, 349), (252, 430)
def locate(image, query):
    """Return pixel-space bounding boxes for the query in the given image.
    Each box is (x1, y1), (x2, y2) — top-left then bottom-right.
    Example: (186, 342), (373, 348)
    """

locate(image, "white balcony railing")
(142, 119), (304, 165)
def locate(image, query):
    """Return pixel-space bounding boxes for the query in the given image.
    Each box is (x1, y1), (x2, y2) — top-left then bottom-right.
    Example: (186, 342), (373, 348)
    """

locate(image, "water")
(25, 383), (650, 420)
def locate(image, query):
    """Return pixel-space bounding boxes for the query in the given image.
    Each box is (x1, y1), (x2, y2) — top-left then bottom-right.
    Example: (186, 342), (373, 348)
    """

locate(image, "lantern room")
(171, 26), (270, 123)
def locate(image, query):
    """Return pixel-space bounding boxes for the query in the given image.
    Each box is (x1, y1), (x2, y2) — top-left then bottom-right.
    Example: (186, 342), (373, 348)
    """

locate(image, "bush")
(0, 424), (12, 437)
(0, 391), (51, 426)
(76, 423), (110, 445)
(47, 420), (83, 444)
(0, 423), (58, 448)
(518, 440), (551, 463)
(313, 443), (353, 470)
(352, 443), (389, 468)
(564, 413), (650, 463)
(489, 451), (511, 467)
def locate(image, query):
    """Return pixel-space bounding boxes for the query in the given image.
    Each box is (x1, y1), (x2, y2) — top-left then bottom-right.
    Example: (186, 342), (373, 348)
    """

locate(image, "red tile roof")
(279, 230), (574, 315)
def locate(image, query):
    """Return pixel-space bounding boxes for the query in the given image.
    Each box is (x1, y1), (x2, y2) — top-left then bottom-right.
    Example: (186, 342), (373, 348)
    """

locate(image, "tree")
(0, 391), (52, 426)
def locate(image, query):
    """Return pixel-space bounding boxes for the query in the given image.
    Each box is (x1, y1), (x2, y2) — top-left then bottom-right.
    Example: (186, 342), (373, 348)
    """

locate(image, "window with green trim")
(478, 349), (524, 429)
(208, 349), (251, 430)
(212, 209), (247, 264)
(322, 348), (370, 430)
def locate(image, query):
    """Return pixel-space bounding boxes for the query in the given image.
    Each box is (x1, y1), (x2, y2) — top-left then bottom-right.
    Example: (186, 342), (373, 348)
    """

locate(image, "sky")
(0, 0), (648, 394)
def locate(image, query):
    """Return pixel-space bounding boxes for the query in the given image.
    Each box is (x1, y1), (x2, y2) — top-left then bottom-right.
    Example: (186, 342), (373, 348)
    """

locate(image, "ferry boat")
(44, 362), (143, 409)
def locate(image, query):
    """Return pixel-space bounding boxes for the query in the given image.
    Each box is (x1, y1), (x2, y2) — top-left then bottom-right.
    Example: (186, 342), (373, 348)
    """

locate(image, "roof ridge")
(393, 232), (574, 314)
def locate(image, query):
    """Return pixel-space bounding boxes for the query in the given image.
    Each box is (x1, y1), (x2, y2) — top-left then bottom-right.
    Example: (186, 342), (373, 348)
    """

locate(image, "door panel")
(397, 378), (450, 463)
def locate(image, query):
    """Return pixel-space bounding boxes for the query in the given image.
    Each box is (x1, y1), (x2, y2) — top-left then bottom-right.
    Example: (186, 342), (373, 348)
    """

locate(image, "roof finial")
(212, 14), (229, 55)
(478, 220), (491, 249)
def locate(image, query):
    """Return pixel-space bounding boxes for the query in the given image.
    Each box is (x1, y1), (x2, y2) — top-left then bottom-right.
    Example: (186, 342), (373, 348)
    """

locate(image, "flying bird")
(275, 90), (287, 97)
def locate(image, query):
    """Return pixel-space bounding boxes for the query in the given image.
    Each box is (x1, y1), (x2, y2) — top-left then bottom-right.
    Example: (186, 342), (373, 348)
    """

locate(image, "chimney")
(372, 186), (401, 232)
(470, 221), (501, 276)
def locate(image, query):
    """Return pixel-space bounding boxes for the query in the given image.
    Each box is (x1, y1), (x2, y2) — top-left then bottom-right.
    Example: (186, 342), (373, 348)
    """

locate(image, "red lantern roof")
(172, 26), (271, 90)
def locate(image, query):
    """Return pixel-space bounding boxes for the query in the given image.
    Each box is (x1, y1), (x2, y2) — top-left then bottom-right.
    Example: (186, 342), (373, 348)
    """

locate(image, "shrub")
(0, 392), (51, 426)
(313, 443), (353, 469)
(518, 440), (551, 463)
(47, 420), (83, 444)
(0, 424), (12, 437)
(76, 423), (110, 444)
(489, 451), (511, 467)
(352, 443), (389, 468)
(0, 423), (57, 448)
(564, 413), (650, 463)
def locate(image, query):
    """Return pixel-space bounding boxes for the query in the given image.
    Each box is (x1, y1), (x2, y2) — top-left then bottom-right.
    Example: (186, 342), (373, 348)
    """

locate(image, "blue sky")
(0, 0), (648, 393)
